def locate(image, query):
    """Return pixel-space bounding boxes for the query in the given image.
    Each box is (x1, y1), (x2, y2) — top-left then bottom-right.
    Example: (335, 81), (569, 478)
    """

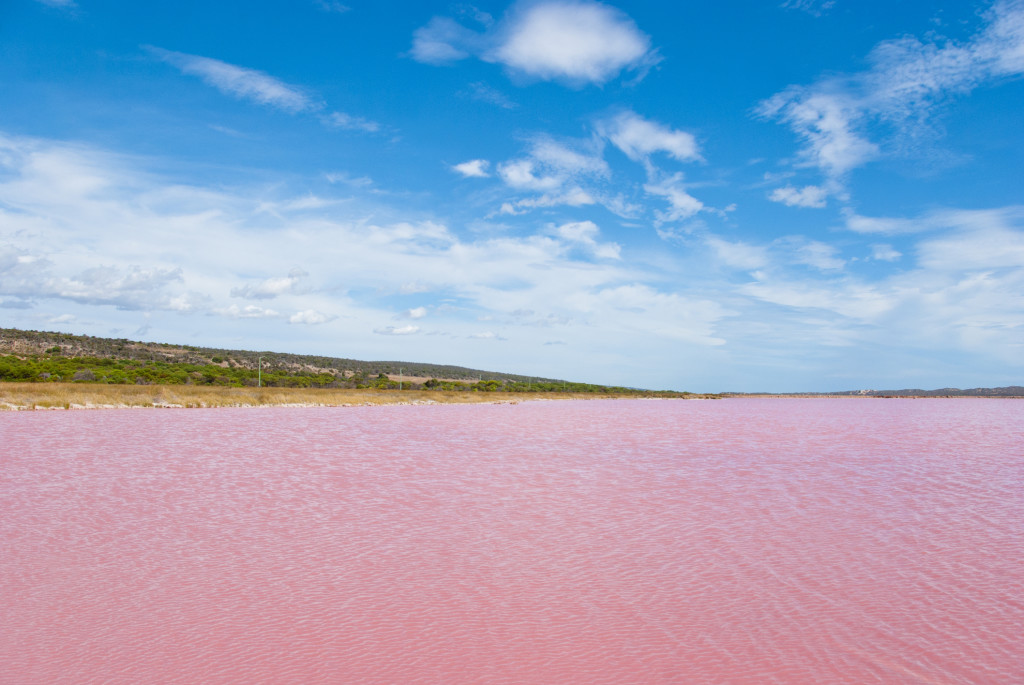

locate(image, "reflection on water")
(2, 398), (1022, 683)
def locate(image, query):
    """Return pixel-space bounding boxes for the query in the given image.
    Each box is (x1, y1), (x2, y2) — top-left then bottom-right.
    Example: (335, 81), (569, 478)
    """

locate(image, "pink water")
(1, 398), (1022, 684)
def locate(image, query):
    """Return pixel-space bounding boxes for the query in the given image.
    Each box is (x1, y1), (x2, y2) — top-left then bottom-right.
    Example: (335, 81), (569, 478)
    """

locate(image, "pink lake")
(1, 398), (1022, 684)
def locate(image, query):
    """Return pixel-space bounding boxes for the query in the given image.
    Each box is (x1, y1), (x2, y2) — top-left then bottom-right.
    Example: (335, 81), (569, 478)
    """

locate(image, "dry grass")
(0, 382), (674, 411)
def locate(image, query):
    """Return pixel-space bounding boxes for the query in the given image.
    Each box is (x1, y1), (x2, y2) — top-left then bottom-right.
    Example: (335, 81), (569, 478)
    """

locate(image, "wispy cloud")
(781, 0), (836, 17)
(313, 0), (350, 13)
(411, 1), (659, 86)
(466, 82), (517, 109)
(231, 268), (309, 300)
(375, 325), (420, 335)
(147, 47), (385, 135)
(452, 159), (491, 178)
(768, 184), (828, 208)
(214, 304), (281, 319)
(759, 1), (1024, 182)
(599, 111), (700, 162)
(323, 111), (381, 132)
(147, 47), (315, 113)
(644, 173), (704, 225)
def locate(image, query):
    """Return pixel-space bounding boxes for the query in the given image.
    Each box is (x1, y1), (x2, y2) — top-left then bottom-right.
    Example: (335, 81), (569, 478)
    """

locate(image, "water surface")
(2, 398), (1021, 683)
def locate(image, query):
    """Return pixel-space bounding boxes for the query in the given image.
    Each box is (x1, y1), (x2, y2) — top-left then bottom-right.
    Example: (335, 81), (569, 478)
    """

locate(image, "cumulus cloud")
(375, 324), (420, 335)
(148, 47), (315, 113)
(405, 306), (428, 319)
(452, 159), (491, 178)
(496, 137), (608, 202)
(599, 111), (700, 162)
(490, 1), (655, 84)
(214, 304), (280, 319)
(411, 1), (658, 86)
(231, 268), (308, 300)
(644, 173), (704, 224)
(768, 184), (828, 208)
(289, 309), (331, 324)
(553, 220), (621, 259)
(497, 158), (561, 191)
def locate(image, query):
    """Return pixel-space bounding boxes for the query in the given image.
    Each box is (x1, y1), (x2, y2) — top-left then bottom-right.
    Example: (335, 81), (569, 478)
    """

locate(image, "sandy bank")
(0, 382), (713, 411)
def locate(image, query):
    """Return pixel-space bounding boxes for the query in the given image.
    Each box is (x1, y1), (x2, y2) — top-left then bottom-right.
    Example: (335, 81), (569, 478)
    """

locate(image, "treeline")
(0, 328), (572, 384)
(0, 328), (693, 396)
(0, 353), (687, 395)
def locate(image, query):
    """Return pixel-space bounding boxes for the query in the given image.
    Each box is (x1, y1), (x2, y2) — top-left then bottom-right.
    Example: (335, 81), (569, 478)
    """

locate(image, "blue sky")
(2, 0), (1023, 391)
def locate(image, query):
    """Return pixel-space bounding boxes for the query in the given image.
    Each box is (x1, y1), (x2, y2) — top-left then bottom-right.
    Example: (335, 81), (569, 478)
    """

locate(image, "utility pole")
(258, 356), (264, 387)
(399, 367), (403, 391)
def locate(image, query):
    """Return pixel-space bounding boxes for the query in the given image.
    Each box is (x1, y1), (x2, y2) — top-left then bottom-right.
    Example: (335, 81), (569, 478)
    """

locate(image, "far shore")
(0, 382), (718, 411)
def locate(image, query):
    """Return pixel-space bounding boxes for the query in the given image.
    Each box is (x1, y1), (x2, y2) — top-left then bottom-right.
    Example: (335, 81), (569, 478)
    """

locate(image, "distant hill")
(0, 327), (563, 382)
(0, 327), (657, 393)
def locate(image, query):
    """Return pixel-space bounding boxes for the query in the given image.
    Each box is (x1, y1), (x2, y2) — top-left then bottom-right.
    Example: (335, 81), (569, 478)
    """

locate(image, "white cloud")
(490, 2), (655, 84)
(452, 159), (491, 178)
(314, 0), (350, 13)
(794, 240), (845, 270)
(705, 236), (769, 271)
(467, 82), (517, 109)
(499, 188), (595, 214)
(410, 17), (483, 64)
(781, 0), (835, 17)
(917, 223), (1024, 271)
(644, 173), (704, 224)
(600, 111), (700, 162)
(758, 90), (879, 178)
(215, 304), (280, 319)
(759, 1), (1024, 180)
(844, 211), (925, 234)
(530, 138), (610, 177)
(497, 158), (562, 191)
(323, 111), (380, 132)
(290, 309), (331, 325)
(768, 184), (828, 208)
(375, 325), (420, 335)
(492, 135), (610, 215)
(871, 244), (902, 261)
(553, 220), (621, 259)
(411, 1), (658, 86)
(148, 47), (315, 113)
(231, 268), (308, 300)
(405, 307), (428, 319)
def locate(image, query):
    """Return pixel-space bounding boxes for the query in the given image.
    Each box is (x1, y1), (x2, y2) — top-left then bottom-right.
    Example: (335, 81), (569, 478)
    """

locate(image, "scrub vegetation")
(0, 328), (712, 409)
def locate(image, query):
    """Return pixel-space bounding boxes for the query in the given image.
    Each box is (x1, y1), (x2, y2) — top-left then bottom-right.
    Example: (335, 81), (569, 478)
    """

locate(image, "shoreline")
(0, 382), (717, 411)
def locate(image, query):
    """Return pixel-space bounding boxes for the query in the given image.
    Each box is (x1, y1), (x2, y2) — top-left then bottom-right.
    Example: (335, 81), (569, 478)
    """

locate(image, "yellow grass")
(0, 382), (694, 411)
